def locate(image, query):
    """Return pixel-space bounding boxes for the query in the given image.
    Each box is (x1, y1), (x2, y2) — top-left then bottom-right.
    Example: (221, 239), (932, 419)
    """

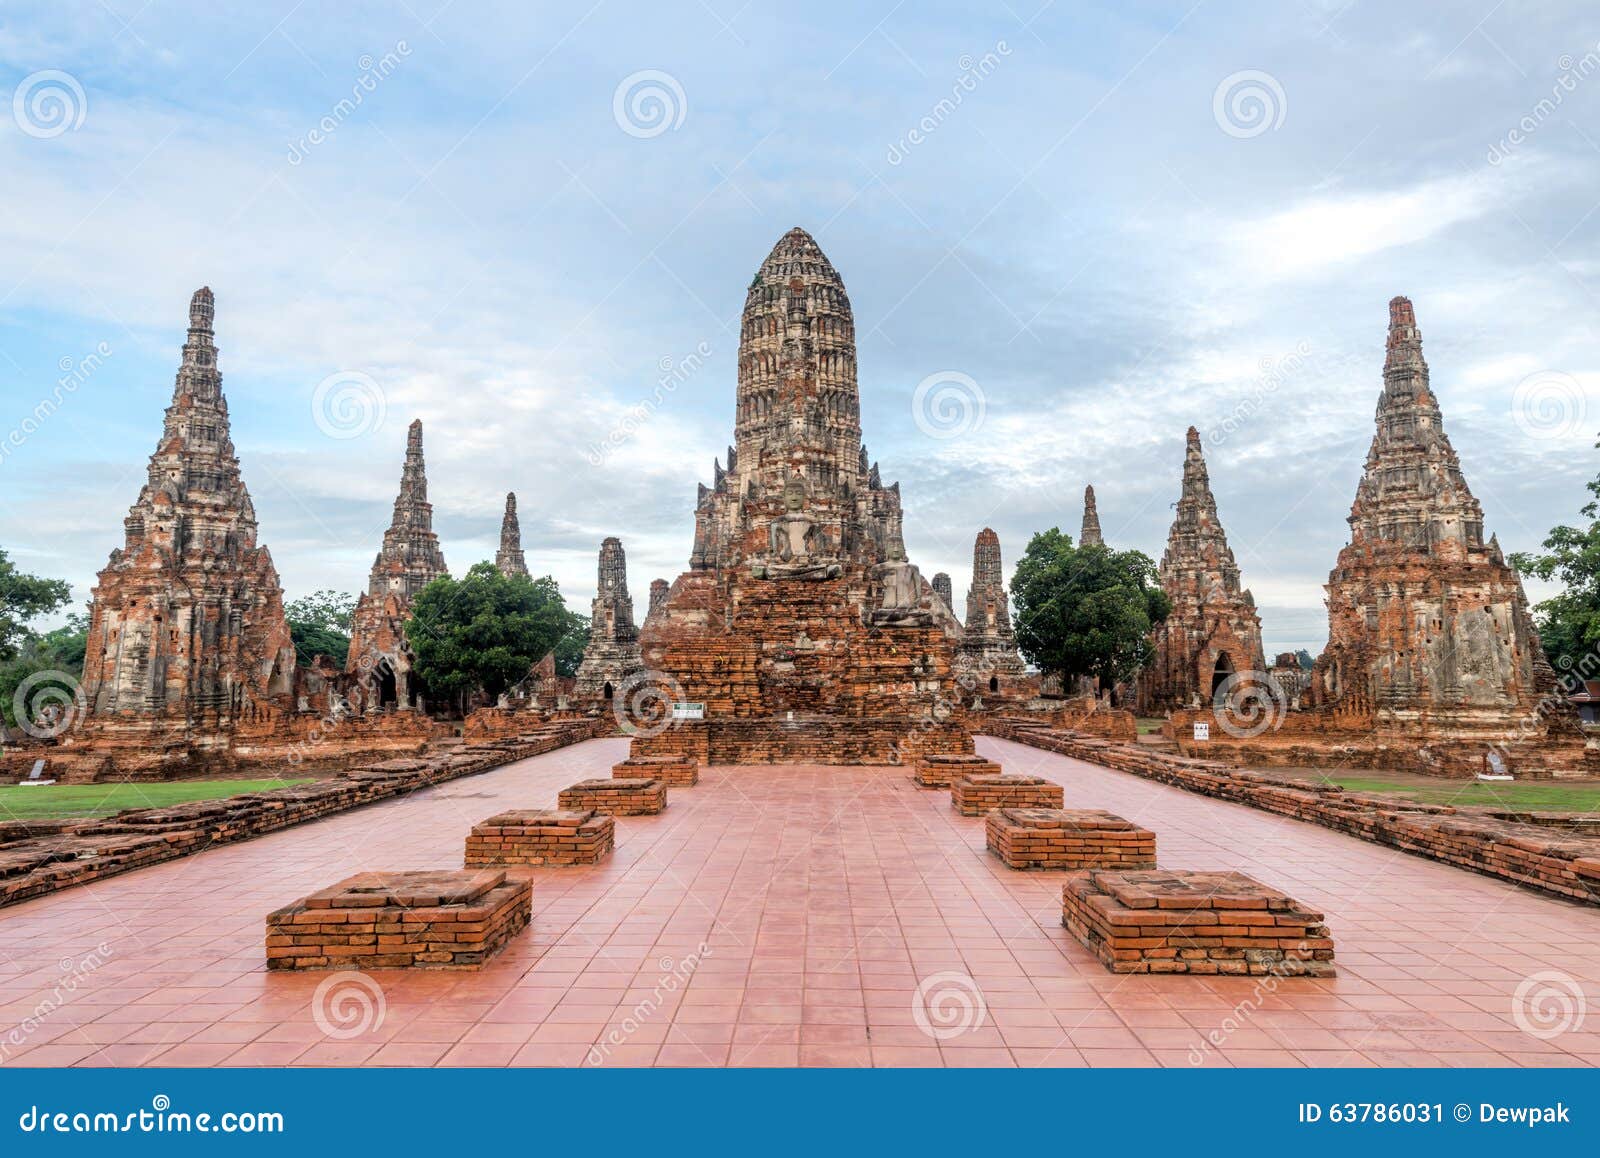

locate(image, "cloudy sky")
(2, 1), (1596, 655)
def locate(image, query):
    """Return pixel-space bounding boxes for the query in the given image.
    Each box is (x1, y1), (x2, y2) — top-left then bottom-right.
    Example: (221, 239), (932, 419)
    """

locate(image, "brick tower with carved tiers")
(1310, 297), (1573, 773)
(956, 528), (1028, 697)
(346, 419), (448, 710)
(633, 228), (968, 764)
(73, 288), (297, 770)
(1139, 428), (1265, 712)
(572, 537), (643, 702)
(495, 492), (529, 579)
(1080, 485), (1105, 547)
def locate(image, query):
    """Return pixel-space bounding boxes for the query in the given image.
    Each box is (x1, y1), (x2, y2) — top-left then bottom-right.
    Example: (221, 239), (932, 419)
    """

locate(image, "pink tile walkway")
(1, 735), (1597, 1068)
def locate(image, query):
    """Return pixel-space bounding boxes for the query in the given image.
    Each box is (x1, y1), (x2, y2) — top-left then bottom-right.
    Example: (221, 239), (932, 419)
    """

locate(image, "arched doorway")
(378, 667), (397, 709)
(988, 675), (999, 694)
(1210, 652), (1235, 704)
(603, 681), (614, 700)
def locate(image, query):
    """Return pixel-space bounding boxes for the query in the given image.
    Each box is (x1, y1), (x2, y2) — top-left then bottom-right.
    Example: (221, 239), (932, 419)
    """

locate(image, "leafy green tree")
(286, 589), (357, 667)
(1011, 528), (1172, 691)
(407, 563), (579, 710)
(0, 547), (71, 662)
(1512, 450), (1600, 668)
(552, 613), (590, 678)
(0, 612), (88, 732)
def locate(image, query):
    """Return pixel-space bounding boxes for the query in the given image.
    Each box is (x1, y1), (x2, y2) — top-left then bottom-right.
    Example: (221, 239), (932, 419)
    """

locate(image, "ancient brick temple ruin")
(1305, 298), (1578, 773)
(647, 578), (670, 620)
(956, 528), (1028, 697)
(494, 491), (529, 579)
(571, 537), (643, 702)
(633, 227), (969, 764)
(1079, 484), (1104, 547)
(345, 419), (449, 710)
(68, 289), (298, 773)
(931, 572), (954, 613)
(1139, 428), (1265, 712)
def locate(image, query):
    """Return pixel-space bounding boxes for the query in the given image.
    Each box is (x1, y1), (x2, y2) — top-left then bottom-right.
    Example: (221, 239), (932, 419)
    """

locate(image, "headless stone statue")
(752, 474), (841, 581)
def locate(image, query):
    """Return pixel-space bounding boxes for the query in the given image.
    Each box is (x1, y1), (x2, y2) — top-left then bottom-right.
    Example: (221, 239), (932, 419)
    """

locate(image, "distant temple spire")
(1080, 484), (1104, 547)
(495, 491), (529, 578)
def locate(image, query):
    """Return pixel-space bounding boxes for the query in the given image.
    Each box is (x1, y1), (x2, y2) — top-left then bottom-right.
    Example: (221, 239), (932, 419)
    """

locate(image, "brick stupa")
(346, 419), (448, 709)
(633, 227), (969, 764)
(572, 536), (643, 702)
(956, 528), (1028, 696)
(72, 289), (296, 772)
(494, 491), (529, 579)
(1139, 427), (1265, 711)
(1310, 297), (1573, 771)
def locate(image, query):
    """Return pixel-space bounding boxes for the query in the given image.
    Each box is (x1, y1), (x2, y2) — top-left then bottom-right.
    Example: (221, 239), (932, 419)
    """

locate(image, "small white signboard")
(1192, 721), (1210, 742)
(671, 702), (705, 720)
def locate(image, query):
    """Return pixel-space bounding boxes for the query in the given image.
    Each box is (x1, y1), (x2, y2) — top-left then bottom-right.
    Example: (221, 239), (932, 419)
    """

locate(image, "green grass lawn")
(1135, 717), (1166, 735)
(1311, 775), (1600, 814)
(0, 778), (313, 821)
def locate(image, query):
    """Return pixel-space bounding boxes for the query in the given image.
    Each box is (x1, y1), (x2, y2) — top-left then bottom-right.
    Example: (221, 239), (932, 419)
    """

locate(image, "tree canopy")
(1011, 528), (1172, 690)
(285, 589), (357, 667)
(407, 563), (582, 704)
(0, 547), (71, 662)
(1511, 445), (1600, 671)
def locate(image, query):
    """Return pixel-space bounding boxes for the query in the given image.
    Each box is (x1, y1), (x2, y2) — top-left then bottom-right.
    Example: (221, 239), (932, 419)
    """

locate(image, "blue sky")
(2, 1), (1597, 655)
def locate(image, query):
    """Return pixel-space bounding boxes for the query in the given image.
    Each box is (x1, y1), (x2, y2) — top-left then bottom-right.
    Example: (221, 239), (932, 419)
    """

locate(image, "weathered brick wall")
(0, 719), (607, 910)
(985, 720), (1600, 905)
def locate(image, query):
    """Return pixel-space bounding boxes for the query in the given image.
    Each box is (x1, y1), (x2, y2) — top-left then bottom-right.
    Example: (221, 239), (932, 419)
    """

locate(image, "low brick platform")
(914, 753), (1002, 788)
(557, 777), (666, 816)
(1061, 869), (1335, 977)
(612, 755), (699, 786)
(986, 807), (1157, 870)
(464, 809), (614, 866)
(951, 773), (1063, 816)
(266, 869), (532, 970)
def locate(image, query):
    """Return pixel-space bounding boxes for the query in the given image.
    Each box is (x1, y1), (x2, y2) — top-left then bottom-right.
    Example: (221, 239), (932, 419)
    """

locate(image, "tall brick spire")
(1138, 427), (1264, 711)
(932, 572), (953, 611)
(1080, 484), (1104, 547)
(364, 419), (448, 600)
(958, 528), (1026, 683)
(495, 492), (528, 579)
(573, 537), (643, 700)
(80, 287), (294, 719)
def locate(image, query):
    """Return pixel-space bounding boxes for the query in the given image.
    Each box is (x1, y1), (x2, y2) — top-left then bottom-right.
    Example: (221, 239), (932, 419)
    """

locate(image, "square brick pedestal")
(986, 808), (1156, 870)
(558, 777), (667, 816)
(612, 755), (699, 786)
(1061, 869), (1335, 977)
(265, 869), (531, 970)
(465, 809), (614, 866)
(914, 753), (1002, 788)
(951, 774), (1063, 816)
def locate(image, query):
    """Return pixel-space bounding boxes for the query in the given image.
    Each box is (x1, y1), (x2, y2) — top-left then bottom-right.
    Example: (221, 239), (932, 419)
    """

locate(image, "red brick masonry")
(914, 753), (1002, 788)
(951, 773), (1063, 816)
(612, 755), (699, 786)
(986, 807), (1156, 871)
(1062, 869), (1336, 977)
(265, 869), (532, 970)
(986, 719), (1600, 906)
(464, 809), (615, 866)
(0, 719), (607, 910)
(558, 777), (667, 816)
